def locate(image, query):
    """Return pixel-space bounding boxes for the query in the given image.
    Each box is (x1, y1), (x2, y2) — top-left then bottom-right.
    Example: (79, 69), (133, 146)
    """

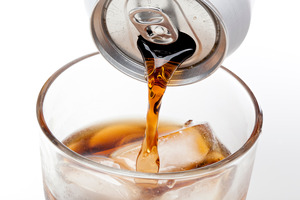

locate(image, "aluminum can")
(85, 0), (253, 85)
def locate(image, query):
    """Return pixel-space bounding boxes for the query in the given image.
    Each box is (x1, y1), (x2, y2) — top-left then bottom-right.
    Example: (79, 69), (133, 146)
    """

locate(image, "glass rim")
(36, 52), (263, 180)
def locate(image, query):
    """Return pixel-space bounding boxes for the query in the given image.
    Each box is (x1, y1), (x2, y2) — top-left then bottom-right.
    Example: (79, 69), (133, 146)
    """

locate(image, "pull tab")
(129, 7), (178, 45)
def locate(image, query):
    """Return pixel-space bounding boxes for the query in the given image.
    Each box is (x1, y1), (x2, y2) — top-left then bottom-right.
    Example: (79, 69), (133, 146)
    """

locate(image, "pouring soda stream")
(135, 31), (196, 173)
(129, 8), (198, 172)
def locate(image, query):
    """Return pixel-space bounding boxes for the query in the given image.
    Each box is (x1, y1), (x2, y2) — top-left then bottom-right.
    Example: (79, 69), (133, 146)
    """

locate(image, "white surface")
(0, 0), (299, 199)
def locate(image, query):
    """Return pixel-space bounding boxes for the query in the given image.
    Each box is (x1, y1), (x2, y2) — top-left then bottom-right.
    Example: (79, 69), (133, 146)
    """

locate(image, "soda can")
(85, 0), (253, 85)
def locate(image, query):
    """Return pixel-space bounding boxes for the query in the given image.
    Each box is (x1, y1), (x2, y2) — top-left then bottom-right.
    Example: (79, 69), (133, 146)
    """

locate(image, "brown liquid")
(63, 120), (181, 158)
(135, 32), (196, 173)
(58, 120), (231, 199)
(63, 120), (230, 171)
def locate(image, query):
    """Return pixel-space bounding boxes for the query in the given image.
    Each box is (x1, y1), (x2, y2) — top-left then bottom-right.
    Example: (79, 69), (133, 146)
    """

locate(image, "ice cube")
(86, 155), (122, 169)
(158, 124), (211, 172)
(57, 162), (141, 200)
(110, 143), (141, 171)
(111, 123), (230, 172)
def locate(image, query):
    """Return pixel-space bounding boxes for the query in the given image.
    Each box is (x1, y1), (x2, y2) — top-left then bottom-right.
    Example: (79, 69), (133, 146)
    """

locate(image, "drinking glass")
(37, 52), (262, 200)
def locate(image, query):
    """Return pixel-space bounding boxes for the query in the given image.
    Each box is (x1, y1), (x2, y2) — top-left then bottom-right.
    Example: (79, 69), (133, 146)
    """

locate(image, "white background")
(0, 0), (299, 199)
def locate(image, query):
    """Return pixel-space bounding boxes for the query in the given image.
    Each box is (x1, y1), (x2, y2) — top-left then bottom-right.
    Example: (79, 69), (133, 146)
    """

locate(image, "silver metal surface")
(85, 0), (253, 85)
(129, 7), (179, 45)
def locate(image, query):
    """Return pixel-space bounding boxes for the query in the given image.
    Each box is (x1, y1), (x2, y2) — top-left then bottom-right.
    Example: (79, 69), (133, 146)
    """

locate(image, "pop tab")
(85, 0), (253, 85)
(129, 7), (179, 45)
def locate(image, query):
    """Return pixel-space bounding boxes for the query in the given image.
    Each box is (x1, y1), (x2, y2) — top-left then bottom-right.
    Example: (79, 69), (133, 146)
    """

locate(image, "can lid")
(91, 0), (227, 85)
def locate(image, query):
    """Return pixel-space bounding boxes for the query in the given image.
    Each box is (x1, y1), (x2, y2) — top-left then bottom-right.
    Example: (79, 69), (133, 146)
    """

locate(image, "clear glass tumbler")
(37, 52), (262, 200)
